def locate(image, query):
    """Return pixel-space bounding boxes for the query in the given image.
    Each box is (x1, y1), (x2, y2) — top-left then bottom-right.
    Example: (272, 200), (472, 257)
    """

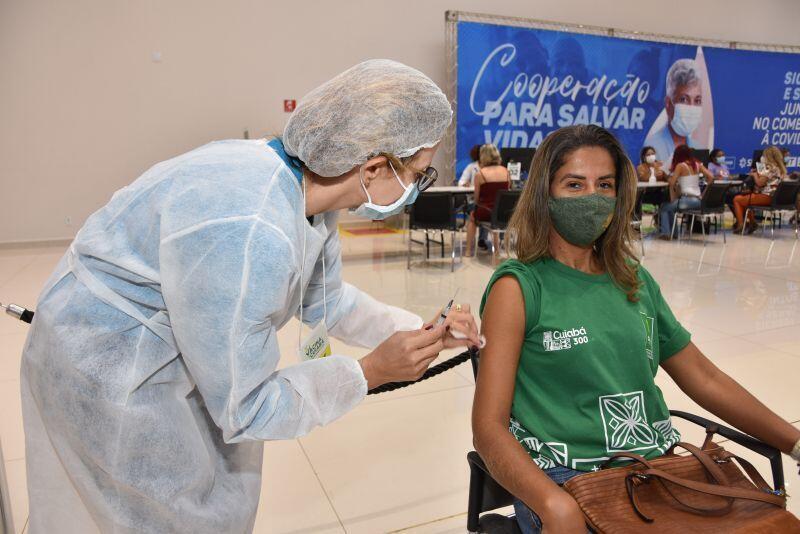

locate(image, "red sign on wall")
(284, 99), (296, 113)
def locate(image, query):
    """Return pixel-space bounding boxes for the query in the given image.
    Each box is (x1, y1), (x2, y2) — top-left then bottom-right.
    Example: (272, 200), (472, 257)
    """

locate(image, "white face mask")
(670, 103), (702, 138)
(351, 162), (419, 220)
(716, 156), (726, 165)
(645, 154), (656, 164)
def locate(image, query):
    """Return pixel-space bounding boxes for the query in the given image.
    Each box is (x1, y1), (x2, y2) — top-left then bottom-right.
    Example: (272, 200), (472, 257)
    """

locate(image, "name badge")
(299, 320), (332, 361)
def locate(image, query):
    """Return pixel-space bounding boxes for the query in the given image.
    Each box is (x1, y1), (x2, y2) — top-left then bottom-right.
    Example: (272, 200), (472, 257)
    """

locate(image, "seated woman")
(658, 144), (714, 239)
(636, 146), (667, 183)
(465, 144), (510, 256)
(472, 125), (800, 534)
(732, 145), (787, 234)
(634, 146), (668, 218)
(707, 147), (730, 180)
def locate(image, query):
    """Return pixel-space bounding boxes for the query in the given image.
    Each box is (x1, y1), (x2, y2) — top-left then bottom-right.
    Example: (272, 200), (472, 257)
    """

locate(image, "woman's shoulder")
(633, 263), (661, 293)
(487, 259), (545, 287)
(481, 259), (544, 317)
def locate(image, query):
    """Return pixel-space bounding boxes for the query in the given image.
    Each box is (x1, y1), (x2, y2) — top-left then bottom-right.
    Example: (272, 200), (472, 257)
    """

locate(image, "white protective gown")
(20, 139), (422, 533)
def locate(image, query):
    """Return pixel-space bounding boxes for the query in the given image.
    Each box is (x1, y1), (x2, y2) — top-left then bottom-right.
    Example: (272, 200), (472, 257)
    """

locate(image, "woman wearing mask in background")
(658, 144), (714, 239)
(20, 60), (480, 534)
(732, 145), (788, 234)
(472, 125), (800, 534)
(707, 148), (730, 180)
(634, 146), (668, 220)
(635, 146), (667, 184)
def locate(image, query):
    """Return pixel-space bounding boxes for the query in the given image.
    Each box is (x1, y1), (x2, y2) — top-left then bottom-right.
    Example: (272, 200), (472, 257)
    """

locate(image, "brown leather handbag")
(563, 436), (800, 533)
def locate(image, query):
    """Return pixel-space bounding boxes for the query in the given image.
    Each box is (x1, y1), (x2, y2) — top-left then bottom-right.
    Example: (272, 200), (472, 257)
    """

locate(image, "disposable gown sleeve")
(160, 218), (366, 443)
(300, 222), (423, 349)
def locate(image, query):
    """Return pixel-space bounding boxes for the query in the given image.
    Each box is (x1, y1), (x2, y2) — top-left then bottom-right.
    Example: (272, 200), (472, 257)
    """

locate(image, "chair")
(407, 192), (465, 272)
(465, 349), (786, 533)
(743, 180), (800, 240)
(672, 182), (731, 245)
(477, 190), (521, 262)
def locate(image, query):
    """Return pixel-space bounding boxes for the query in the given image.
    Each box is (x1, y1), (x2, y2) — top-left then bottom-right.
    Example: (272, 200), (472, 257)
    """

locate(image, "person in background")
(636, 146), (667, 183)
(707, 148), (730, 179)
(458, 144), (481, 187)
(472, 125), (800, 534)
(658, 144), (714, 239)
(733, 146), (788, 234)
(465, 144), (510, 256)
(643, 59), (703, 168)
(785, 148), (800, 224)
(635, 146), (668, 220)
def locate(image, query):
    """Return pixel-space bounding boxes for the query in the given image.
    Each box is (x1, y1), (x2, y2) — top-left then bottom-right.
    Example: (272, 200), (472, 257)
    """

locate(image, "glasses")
(415, 166), (438, 192)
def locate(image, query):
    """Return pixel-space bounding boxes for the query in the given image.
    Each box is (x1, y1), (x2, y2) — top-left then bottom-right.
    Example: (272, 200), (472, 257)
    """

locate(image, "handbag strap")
(613, 442), (785, 522)
(673, 442), (732, 486)
(717, 450), (783, 496)
(638, 468), (786, 507)
(607, 444), (730, 486)
(617, 445), (736, 521)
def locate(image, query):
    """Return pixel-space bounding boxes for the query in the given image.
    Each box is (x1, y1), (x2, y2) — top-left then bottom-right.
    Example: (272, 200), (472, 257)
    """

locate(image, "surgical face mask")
(645, 154), (656, 164)
(716, 156), (726, 165)
(351, 162), (419, 220)
(670, 102), (702, 138)
(548, 194), (617, 247)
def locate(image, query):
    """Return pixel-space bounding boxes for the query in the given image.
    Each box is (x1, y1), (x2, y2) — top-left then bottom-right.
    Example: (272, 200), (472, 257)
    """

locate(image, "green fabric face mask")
(547, 194), (617, 246)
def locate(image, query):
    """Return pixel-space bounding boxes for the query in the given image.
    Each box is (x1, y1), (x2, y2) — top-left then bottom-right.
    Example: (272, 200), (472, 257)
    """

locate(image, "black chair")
(407, 192), (465, 271)
(465, 349), (786, 533)
(743, 180), (800, 240)
(477, 190), (521, 262)
(672, 182), (731, 245)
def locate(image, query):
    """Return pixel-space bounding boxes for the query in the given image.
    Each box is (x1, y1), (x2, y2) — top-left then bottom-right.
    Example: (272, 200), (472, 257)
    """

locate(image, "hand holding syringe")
(425, 290), (485, 350)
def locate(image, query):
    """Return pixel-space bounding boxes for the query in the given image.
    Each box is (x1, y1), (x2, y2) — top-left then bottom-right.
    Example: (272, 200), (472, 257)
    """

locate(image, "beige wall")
(2, 0), (799, 243)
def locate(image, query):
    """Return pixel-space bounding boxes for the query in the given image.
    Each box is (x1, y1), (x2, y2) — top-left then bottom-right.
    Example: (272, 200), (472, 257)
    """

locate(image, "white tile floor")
(0, 222), (799, 533)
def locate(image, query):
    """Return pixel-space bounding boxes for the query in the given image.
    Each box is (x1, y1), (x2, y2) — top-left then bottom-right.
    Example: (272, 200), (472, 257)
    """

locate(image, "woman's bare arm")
(472, 277), (585, 532)
(473, 170), (483, 202)
(636, 164), (649, 182)
(662, 342), (800, 453)
(700, 164), (714, 183)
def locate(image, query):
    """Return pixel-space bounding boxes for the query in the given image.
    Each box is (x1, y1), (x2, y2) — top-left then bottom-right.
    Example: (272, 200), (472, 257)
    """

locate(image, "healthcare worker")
(21, 59), (480, 533)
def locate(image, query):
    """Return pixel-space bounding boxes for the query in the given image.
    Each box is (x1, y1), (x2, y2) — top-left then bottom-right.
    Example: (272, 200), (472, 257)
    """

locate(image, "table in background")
(425, 186), (474, 193)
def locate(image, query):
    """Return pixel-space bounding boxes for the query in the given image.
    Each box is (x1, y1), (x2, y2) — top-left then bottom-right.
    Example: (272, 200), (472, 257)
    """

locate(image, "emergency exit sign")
(284, 99), (296, 113)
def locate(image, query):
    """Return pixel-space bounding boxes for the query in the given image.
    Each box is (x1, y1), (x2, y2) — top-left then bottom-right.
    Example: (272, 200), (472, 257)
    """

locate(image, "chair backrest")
(409, 192), (455, 230)
(491, 190), (522, 228)
(771, 180), (800, 209)
(700, 182), (729, 211)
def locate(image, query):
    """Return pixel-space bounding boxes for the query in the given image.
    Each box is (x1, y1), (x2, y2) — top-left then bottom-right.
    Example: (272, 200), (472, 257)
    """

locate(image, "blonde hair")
(507, 125), (641, 301)
(762, 146), (787, 176)
(479, 144), (503, 167)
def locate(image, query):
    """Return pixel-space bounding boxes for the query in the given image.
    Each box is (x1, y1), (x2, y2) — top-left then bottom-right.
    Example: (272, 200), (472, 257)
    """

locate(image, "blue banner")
(456, 21), (800, 176)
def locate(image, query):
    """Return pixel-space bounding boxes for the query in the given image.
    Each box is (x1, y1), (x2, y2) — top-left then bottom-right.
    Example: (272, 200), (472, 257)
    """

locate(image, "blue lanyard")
(267, 138), (304, 185)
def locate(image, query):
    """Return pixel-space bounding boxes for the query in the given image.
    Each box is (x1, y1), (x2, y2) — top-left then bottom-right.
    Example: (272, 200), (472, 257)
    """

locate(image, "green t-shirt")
(480, 258), (691, 473)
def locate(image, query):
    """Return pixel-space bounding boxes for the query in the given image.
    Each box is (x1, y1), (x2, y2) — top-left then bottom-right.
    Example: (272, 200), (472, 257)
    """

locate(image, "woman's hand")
(359, 326), (445, 389)
(540, 491), (586, 534)
(424, 303), (481, 349)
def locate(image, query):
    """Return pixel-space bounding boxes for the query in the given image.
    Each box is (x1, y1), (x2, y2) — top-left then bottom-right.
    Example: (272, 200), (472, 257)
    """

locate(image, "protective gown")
(20, 139), (422, 533)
